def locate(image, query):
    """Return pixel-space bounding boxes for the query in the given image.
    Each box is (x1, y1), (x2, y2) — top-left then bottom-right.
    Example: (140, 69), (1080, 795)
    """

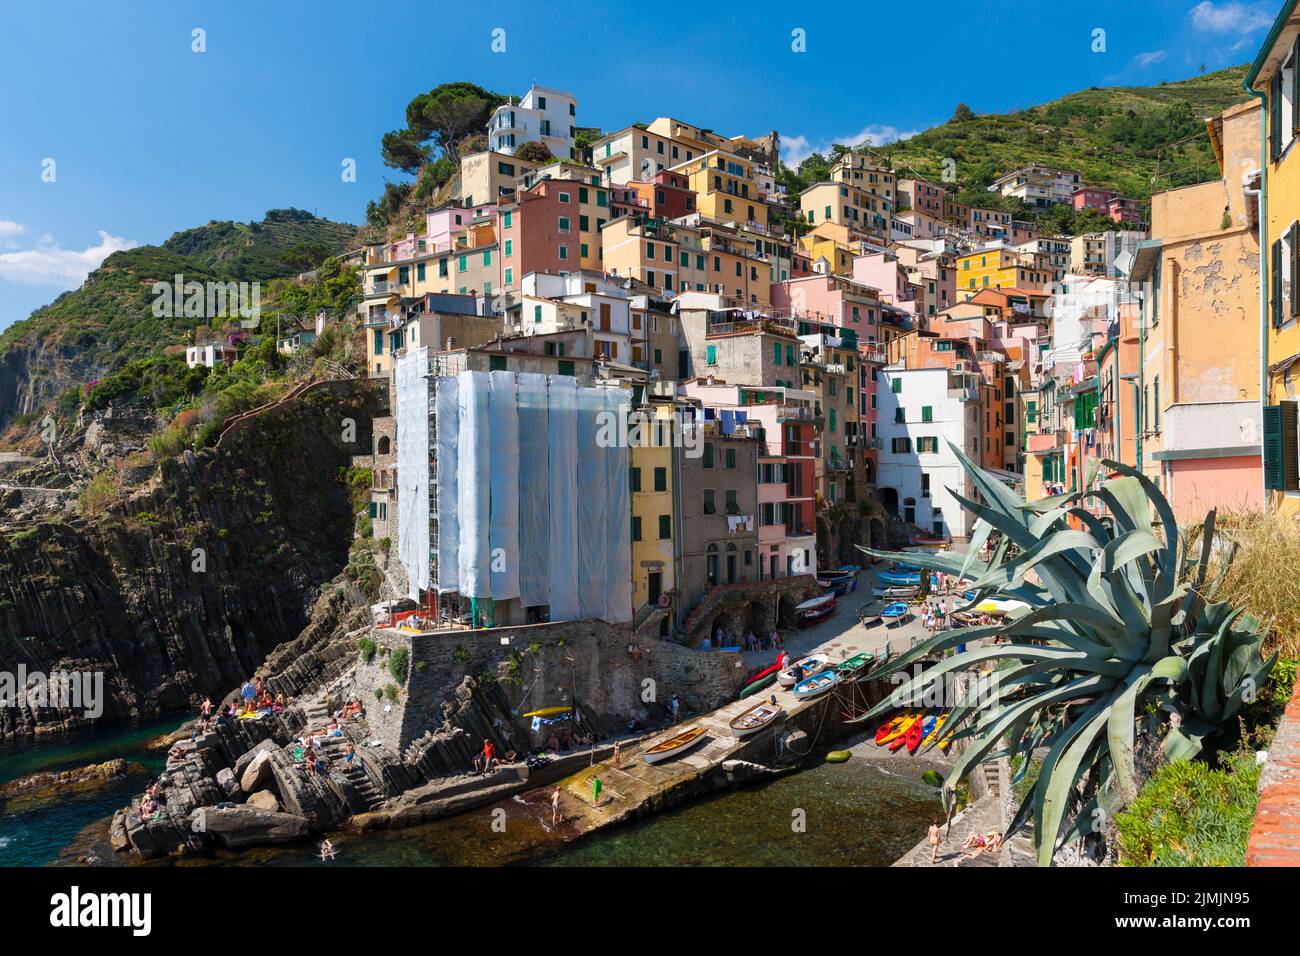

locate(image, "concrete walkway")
(510, 561), (952, 845)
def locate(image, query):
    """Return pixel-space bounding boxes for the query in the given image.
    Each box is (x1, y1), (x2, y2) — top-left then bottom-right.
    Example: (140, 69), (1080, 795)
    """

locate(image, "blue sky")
(0, 0), (1279, 331)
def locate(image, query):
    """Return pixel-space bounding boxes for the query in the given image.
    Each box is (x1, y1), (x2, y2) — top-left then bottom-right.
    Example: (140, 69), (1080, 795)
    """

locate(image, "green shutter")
(707, 345), (717, 366)
(922, 405), (933, 423)
(1264, 404), (1282, 489)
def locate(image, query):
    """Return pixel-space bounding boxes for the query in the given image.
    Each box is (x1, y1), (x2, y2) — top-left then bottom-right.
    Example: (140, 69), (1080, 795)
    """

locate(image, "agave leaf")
(1035, 699), (1114, 866)
(961, 518), (992, 580)
(1101, 457), (1181, 597)
(1106, 655), (1187, 801)
(946, 438), (1031, 529)
(854, 543), (989, 581)
(972, 528), (1101, 592)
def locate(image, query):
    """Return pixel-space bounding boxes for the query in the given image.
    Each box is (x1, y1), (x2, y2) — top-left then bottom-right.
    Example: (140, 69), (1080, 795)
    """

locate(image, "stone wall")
(349, 618), (749, 751)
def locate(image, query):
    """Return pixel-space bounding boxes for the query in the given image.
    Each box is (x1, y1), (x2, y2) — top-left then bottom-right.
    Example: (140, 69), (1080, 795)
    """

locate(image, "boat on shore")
(642, 726), (708, 764)
(878, 569), (921, 587)
(729, 701), (783, 737)
(793, 593), (837, 627)
(834, 652), (873, 675)
(792, 670), (841, 699)
(816, 570), (857, 595)
(858, 601), (886, 625)
(872, 584), (919, 601)
(880, 601), (910, 626)
(778, 653), (829, 688)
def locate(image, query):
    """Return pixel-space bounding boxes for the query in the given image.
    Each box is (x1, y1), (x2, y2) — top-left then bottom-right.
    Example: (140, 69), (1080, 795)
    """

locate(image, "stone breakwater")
(112, 621), (747, 860)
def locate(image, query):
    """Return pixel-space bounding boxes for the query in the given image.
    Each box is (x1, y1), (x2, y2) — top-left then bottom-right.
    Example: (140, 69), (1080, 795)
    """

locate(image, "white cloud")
(1189, 1), (1272, 33)
(1133, 50), (1167, 68)
(0, 230), (138, 288)
(781, 124), (921, 166)
(0, 220), (25, 248)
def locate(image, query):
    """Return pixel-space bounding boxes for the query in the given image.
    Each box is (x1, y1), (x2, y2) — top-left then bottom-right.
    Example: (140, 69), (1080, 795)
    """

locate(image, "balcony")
(1026, 430), (1066, 453)
(947, 387), (979, 402)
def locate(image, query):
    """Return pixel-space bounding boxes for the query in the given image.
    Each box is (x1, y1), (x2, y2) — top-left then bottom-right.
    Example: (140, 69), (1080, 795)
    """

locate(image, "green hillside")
(0, 210), (357, 430)
(878, 65), (1252, 206)
(162, 208), (357, 280)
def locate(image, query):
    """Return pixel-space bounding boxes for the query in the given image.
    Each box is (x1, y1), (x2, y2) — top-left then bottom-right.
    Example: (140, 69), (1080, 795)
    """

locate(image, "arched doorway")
(878, 486), (899, 517)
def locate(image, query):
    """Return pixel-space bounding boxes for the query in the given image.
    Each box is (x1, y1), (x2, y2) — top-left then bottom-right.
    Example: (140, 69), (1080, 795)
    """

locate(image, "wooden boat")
(729, 701), (783, 737)
(909, 534), (948, 547)
(859, 601), (886, 625)
(792, 670), (841, 699)
(642, 725), (708, 764)
(521, 706), (573, 718)
(835, 652), (873, 676)
(778, 654), (829, 688)
(837, 564), (862, 575)
(794, 593), (837, 627)
(877, 713), (921, 746)
(816, 573), (854, 597)
(873, 584), (919, 601)
(880, 601), (909, 626)
(878, 569), (921, 586)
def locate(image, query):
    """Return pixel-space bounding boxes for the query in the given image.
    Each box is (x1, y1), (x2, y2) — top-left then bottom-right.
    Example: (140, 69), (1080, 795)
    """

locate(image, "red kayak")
(900, 719), (925, 754)
(748, 661), (781, 683)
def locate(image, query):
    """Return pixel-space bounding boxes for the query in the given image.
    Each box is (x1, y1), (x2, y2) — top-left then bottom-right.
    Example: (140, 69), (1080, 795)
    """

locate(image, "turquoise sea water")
(0, 716), (187, 867)
(3, 718), (938, 867)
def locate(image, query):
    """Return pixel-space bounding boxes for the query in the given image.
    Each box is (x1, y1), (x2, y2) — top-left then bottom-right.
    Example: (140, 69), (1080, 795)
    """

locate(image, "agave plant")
(858, 443), (1276, 866)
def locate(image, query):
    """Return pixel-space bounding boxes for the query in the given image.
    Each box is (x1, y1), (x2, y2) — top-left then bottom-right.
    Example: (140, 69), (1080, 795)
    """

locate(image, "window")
(654, 467), (667, 491)
(918, 436), (938, 453)
(416, 263), (425, 281)
(558, 245), (569, 260)
(630, 467), (642, 492)
(503, 211), (512, 228)
(891, 378), (902, 393)
(706, 345), (717, 366)
(658, 515), (671, 539)
(631, 516), (642, 541)
(505, 267), (513, 285)
(482, 250), (492, 266)
(458, 255), (467, 273)
(891, 437), (912, 453)
(489, 355), (507, 372)
(558, 191), (570, 203)
(702, 489), (716, 514)
(895, 407), (905, 424)
(703, 443), (714, 468)
(1264, 400), (1300, 491)
(559, 216), (570, 232)
(921, 405), (933, 423)
(724, 447), (736, 470)
(439, 258), (448, 277)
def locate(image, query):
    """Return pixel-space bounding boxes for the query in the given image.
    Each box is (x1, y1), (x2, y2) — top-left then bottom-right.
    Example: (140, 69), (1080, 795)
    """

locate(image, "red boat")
(794, 593), (837, 628)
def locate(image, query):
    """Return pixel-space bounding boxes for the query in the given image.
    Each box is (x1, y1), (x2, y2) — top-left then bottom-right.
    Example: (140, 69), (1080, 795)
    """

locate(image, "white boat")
(777, 653), (829, 688)
(641, 725), (708, 764)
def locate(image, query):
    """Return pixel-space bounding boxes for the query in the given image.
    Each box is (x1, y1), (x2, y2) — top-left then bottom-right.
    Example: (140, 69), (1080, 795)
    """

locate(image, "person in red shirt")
(475, 739), (496, 775)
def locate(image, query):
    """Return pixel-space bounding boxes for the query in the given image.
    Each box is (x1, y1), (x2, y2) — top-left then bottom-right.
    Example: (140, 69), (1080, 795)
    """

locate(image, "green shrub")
(383, 683), (399, 701)
(388, 645), (410, 684)
(357, 637), (377, 664)
(77, 470), (120, 516)
(1114, 752), (1261, 866)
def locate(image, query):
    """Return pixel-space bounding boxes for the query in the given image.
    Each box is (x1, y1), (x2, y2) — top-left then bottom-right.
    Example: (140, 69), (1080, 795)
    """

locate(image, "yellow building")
(956, 245), (1052, 297)
(797, 224), (857, 276)
(1249, 1), (1300, 513)
(630, 400), (678, 628)
(672, 149), (769, 228)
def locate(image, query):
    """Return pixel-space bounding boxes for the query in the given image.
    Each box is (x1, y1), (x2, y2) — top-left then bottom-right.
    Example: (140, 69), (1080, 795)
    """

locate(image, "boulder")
(246, 790), (280, 812)
(240, 751), (275, 793)
(215, 767), (243, 801)
(233, 739), (279, 779)
(192, 806), (310, 850)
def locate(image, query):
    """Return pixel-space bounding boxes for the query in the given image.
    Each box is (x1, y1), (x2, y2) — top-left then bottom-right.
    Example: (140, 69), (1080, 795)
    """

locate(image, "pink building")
(1106, 196), (1144, 225)
(850, 251), (924, 322)
(1072, 187), (1116, 212)
(770, 274), (883, 344)
(386, 202), (497, 260)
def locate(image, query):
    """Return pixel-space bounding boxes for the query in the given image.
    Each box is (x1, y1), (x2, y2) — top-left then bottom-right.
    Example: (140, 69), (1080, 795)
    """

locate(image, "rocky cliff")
(0, 379), (382, 740)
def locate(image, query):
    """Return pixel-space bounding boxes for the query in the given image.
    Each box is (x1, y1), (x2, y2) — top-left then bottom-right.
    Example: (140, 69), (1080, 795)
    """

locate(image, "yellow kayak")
(921, 714), (947, 747)
(521, 706), (573, 718)
(876, 713), (921, 746)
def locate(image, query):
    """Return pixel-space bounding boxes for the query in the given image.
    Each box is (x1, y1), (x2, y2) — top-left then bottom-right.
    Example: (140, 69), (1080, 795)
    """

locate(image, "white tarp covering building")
(394, 352), (632, 624)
